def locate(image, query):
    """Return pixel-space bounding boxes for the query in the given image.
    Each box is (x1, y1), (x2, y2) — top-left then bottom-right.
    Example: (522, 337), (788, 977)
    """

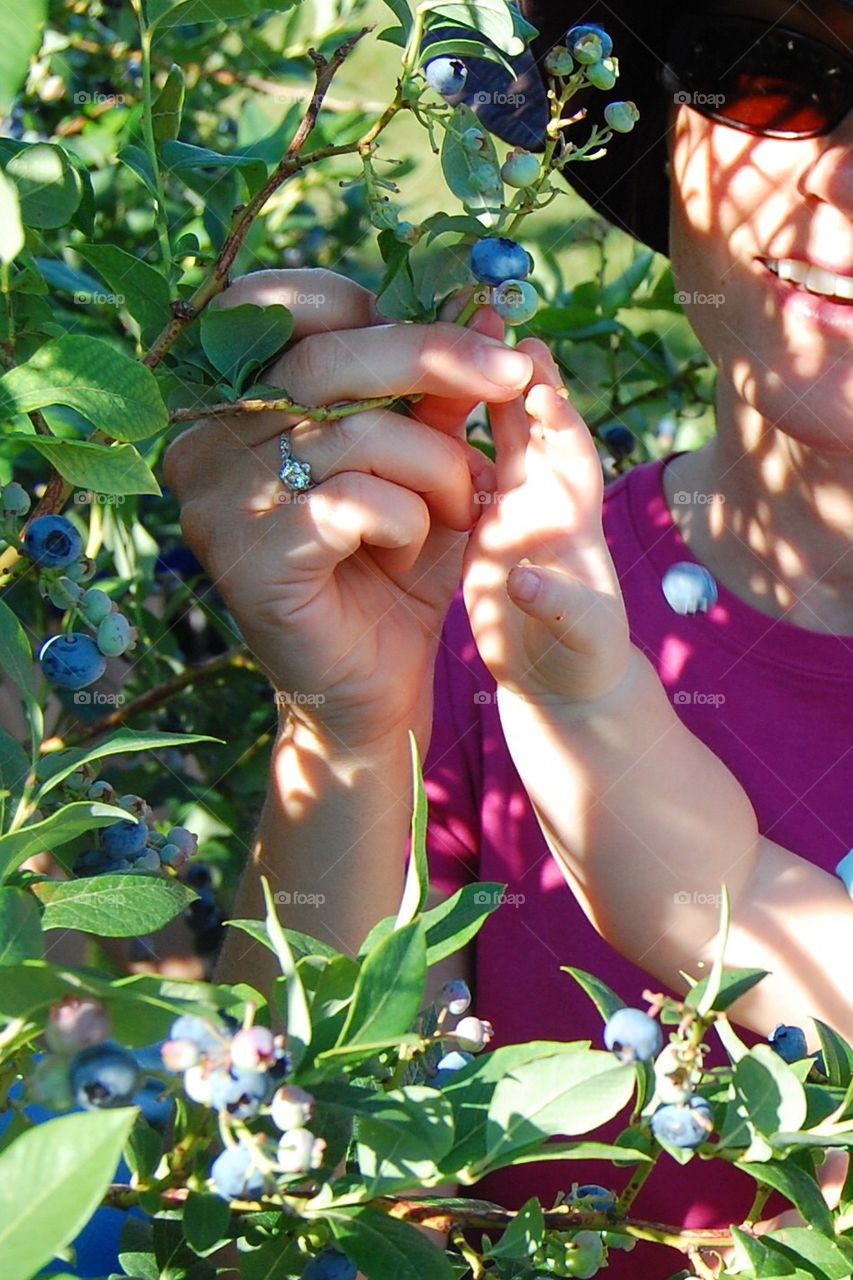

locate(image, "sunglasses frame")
(659, 13), (853, 140)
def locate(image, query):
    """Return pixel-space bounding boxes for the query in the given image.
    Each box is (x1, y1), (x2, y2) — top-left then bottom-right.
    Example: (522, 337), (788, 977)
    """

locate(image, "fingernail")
(508, 565), (541, 603)
(475, 341), (533, 388)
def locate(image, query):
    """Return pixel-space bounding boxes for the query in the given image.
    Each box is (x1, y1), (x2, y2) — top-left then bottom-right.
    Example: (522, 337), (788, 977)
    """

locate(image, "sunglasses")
(659, 14), (853, 138)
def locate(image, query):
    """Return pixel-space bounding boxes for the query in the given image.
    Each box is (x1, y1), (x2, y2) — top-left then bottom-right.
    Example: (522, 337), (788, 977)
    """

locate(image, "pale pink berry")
(230, 1026), (277, 1071)
(276, 1127), (326, 1174)
(271, 1085), (315, 1131)
(162, 1039), (202, 1072)
(45, 997), (111, 1054)
(454, 1016), (494, 1053)
(166, 827), (198, 857)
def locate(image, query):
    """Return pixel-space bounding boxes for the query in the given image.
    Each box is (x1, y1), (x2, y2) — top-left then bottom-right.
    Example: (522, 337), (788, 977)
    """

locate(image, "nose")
(797, 107), (853, 216)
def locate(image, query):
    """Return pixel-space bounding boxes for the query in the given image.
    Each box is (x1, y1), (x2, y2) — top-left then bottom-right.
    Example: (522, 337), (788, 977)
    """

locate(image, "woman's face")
(667, 0), (853, 453)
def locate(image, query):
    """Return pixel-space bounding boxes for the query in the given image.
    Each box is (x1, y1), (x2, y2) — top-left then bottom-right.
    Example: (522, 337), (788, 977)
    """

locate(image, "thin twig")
(168, 391), (423, 424)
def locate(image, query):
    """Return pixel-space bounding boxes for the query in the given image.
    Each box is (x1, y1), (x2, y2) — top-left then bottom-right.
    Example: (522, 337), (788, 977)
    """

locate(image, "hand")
(462, 339), (631, 706)
(164, 268), (534, 750)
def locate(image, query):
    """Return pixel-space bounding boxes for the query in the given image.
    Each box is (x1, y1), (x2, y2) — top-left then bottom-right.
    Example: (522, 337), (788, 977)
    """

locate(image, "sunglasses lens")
(666, 18), (850, 137)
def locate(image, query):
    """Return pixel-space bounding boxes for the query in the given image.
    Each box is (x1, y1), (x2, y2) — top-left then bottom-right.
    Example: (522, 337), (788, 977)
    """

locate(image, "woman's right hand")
(163, 268), (534, 750)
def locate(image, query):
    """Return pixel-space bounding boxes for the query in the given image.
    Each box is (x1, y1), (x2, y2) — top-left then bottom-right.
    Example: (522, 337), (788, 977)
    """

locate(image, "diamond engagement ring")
(278, 429), (315, 493)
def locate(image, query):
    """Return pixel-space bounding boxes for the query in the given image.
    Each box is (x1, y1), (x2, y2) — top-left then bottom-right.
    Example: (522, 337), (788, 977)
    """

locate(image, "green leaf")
(739, 1160), (835, 1235)
(338, 921), (426, 1047)
(733, 1045), (808, 1141)
(0, 336), (169, 441)
(32, 874), (197, 936)
(351, 1085), (456, 1193)
(380, 0), (412, 37)
(0, 171), (24, 265)
(182, 1191), (232, 1256)
(418, 881), (506, 964)
(417, 36), (515, 75)
(0, 598), (35, 698)
(0, 0), (47, 116)
(75, 244), (172, 348)
(4, 435), (160, 496)
(695, 885), (731, 1016)
(33, 729), (223, 804)
(0, 800), (135, 879)
(5, 143), (82, 229)
(199, 303), (293, 394)
(152, 64), (185, 143)
(394, 731), (430, 928)
(150, 0), (291, 29)
(0, 1108), (136, 1280)
(766, 1227), (853, 1280)
(226, 918), (340, 962)
(261, 877), (312, 1067)
(561, 965), (625, 1023)
(600, 248), (655, 315)
(421, 0), (522, 55)
(813, 1019), (853, 1088)
(0, 727), (29, 815)
(0, 887), (42, 962)
(440, 103), (503, 213)
(485, 1198), (544, 1260)
(504, 1138), (652, 1167)
(684, 967), (769, 1014)
(160, 140), (267, 199)
(471, 1051), (636, 1177)
(328, 1206), (455, 1280)
(118, 144), (160, 199)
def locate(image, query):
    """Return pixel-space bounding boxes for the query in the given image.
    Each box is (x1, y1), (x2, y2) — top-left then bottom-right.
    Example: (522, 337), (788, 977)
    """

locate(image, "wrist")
(273, 703), (434, 775)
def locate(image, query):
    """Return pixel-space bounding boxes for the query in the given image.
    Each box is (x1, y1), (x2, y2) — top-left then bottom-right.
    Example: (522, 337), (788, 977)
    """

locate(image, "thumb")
(410, 290), (508, 436)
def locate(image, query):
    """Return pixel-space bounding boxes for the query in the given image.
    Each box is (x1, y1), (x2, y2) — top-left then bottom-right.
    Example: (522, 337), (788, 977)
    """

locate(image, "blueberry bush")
(1, 1), (851, 1278)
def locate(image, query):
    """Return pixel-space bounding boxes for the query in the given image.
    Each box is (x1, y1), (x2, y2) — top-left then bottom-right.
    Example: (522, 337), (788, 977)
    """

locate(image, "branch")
(169, 391), (423, 424)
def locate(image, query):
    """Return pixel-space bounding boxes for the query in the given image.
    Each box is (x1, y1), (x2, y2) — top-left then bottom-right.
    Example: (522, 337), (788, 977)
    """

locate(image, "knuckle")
(176, 498), (214, 560)
(282, 333), (337, 402)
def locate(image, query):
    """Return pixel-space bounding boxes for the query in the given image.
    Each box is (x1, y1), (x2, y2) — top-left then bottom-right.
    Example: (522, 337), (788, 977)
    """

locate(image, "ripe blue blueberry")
(470, 237), (532, 286)
(68, 1041), (142, 1109)
(662, 562), (718, 616)
(567, 24), (612, 63)
(604, 101), (640, 133)
(23, 514), (83, 569)
(39, 633), (106, 689)
(301, 1250), (357, 1280)
(168, 1014), (225, 1055)
(209, 1066), (270, 1120)
(432, 1049), (474, 1086)
(424, 57), (467, 96)
(769, 1024), (808, 1063)
(603, 1007), (663, 1063)
(570, 1184), (617, 1213)
(211, 1144), (266, 1201)
(491, 279), (539, 326)
(73, 846), (120, 877)
(101, 818), (148, 859)
(601, 424), (636, 460)
(650, 1096), (714, 1148)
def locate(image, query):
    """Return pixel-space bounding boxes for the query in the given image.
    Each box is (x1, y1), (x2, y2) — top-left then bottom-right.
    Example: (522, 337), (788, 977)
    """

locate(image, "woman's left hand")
(463, 338), (632, 707)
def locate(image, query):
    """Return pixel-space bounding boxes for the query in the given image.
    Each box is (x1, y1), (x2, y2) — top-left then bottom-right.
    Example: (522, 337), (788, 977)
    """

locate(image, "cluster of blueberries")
(602, 1006), (822, 1150)
(69, 782), (198, 877)
(5, 500), (139, 690)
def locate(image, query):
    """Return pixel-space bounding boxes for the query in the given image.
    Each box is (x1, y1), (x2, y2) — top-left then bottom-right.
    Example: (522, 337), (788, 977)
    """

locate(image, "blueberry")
(438, 979), (471, 1016)
(230, 1026), (277, 1071)
(277, 1126), (326, 1174)
(23, 515), (83, 569)
(650, 1096), (714, 1149)
(564, 1230), (605, 1277)
(769, 1024), (808, 1063)
(491, 279), (539, 326)
(603, 1008), (663, 1063)
(604, 101), (640, 134)
(662, 562), (718, 616)
(586, 58), (618, 91)
(470, 237), (532, 287)
(211, 1144), (266, 1201)
(135, 1079), (174, 1130)
(301, 1250), (357, 1280)
(566, 23), (613, 61)
(600, 424), (636, 460)
(169, 1014), (224, 1053)
(500, 149), (541, 188)
(80, 588), (113, 626)
(186, 862), (213, 889)
(68, 1041), (142, 1109)
(271, 1085), (314, 1132)
(96, 611), (136, 657)
(544, 45), (574, 76)
(39, 633), (106, 690)
(432, 1049), (474, 1086)
(1, 481), (31, 516)
(424, 57), (467, 96)
(100, 818), (148, 859)
(453, 1016), (494, 1053)
(570, 1184), (617, 1213)
(812, 1050), (827, 1076)
(209, 1066), (270, 1120)
(45, 996), (111, 1054)
(73, 847), (119, 877)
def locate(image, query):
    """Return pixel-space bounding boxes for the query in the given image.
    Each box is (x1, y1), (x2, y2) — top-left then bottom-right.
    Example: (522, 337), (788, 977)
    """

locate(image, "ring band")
(278, 429), (315, 493)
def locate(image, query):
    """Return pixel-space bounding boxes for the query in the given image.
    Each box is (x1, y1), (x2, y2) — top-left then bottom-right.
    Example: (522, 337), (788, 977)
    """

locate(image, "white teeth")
(767, 258), (853, 301)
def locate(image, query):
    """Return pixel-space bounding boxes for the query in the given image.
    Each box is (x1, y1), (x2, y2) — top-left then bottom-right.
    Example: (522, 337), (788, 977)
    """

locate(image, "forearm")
(216, 710), (431, 989)
(497, 647), (852, 1039)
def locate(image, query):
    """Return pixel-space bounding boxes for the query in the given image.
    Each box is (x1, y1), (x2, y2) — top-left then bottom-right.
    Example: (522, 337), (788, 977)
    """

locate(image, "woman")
(165, 0), (852, 1271)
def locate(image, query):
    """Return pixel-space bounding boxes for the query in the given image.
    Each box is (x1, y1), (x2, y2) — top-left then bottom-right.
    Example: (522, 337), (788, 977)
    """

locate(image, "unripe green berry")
(47, 575), (84, 610)
(491, 278), (539, 325)
(545, 45), (574, 76)
(604, 101), (640, 133)
(462, 127), (487, 153)
(570, 32), (603, 65)
(500, 149), (541, 187)
(80, 588), (113, 626)
(65, 556), (96, 583)
(1, 482), (30, 515)
(586, 57), (618, 90)
(96, 611), (137, 657)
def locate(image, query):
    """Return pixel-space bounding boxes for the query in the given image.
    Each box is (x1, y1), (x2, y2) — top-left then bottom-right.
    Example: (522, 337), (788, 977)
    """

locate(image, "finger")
(209, 267), (383, 335)
(523, 382), (605, 500)
(505, 560), (625, 660)
(410, 298), (507, 436)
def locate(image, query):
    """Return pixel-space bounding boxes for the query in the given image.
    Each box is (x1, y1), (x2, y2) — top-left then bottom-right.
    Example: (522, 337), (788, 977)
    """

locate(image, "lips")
(763, 258), (853, 304)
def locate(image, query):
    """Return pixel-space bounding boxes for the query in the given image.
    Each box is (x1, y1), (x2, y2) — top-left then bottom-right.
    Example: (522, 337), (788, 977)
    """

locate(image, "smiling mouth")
(763, 259), (853, 304)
